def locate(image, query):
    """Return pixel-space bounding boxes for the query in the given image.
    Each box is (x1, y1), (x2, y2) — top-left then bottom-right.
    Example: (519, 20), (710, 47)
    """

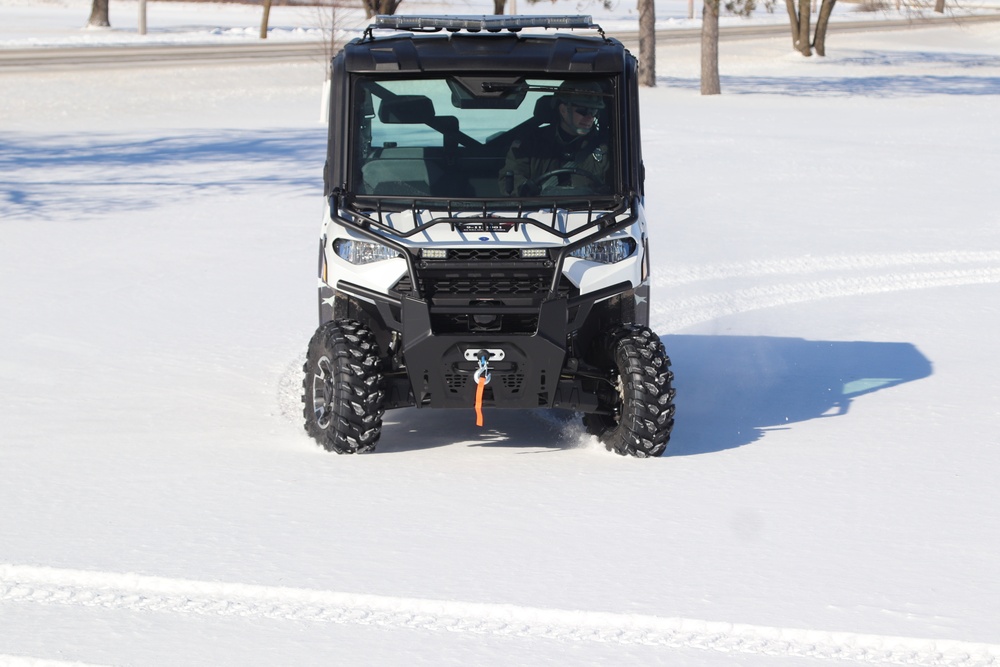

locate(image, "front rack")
(330, 193), (639, 301)
(336, 194), (628, 241)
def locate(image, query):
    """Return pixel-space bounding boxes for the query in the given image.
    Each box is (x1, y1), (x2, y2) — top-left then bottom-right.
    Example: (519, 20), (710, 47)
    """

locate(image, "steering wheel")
(526, 167), (606, 194)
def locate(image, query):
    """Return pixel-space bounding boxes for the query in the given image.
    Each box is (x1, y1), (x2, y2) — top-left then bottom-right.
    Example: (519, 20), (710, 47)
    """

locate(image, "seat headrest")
(378, 96), (435, 123)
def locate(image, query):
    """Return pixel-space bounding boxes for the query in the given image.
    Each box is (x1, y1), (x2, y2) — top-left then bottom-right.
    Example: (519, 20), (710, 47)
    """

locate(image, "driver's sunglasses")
(572, 106), (599, 117)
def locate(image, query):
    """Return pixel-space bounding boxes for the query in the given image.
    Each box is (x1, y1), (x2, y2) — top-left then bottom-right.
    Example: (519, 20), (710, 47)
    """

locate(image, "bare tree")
(318, 2), (339, 73)
(260, 0), (272, 39)
(87, 0), (110, 28)
(701, 0), (777, 94)
(813, 0), (837, 55)
(363, 0), (403, 18)
(638, 0), (656, 87)
(786, 0), (837, 56)
(793, 0), (811, 55)
(701, 0), (721, 94)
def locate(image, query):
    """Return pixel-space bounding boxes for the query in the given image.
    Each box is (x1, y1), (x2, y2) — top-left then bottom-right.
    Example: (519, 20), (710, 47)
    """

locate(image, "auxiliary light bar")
(373, 15), (597, 33)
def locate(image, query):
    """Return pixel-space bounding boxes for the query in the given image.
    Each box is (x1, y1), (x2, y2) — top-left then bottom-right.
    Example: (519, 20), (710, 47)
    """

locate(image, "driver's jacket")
(498, 124), (610, 196)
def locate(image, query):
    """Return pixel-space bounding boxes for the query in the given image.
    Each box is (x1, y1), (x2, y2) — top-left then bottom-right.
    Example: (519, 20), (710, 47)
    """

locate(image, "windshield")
(349, 75), (618, 201)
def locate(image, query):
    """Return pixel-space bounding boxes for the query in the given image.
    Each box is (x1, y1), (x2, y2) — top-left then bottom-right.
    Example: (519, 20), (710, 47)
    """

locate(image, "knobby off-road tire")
(302, 319), (386, 454)
(583, 325), (676, 458)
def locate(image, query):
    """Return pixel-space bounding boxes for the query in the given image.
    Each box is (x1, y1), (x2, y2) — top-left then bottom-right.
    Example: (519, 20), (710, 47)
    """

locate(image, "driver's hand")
(517, 181), (540, 197)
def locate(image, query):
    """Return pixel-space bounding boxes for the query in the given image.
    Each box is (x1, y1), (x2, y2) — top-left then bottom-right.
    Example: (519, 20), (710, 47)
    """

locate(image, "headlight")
(332, 238), (400, 265)
(569, 238), (636, 264)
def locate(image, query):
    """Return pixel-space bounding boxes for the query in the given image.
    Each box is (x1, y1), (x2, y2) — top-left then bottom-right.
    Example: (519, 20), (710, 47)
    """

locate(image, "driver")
(498, 81), (610, 197)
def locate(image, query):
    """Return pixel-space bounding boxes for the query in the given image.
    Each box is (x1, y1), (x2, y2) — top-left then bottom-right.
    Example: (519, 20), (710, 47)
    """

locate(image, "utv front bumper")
(400, 294), (569, 409)
(329, 280), (642, 412)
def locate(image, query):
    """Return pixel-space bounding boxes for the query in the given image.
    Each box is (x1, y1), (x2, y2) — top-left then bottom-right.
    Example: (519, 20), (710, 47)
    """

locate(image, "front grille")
(392, 270), (575, 300)
(432, 274), (550, 297)
(447, 248), (523, 261)
(392, 256), (577, 334)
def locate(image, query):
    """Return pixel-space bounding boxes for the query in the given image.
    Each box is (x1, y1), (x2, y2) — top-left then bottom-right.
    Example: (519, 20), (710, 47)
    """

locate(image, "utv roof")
(343, 14), (626, 75)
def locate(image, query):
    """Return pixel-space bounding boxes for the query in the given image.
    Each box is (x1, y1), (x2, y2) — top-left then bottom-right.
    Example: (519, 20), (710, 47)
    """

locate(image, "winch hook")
(473, 352), (491, 427)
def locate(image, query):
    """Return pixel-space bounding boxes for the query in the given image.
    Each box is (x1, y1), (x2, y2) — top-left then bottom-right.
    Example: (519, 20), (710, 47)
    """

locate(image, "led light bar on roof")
(374, 14), (596, 33)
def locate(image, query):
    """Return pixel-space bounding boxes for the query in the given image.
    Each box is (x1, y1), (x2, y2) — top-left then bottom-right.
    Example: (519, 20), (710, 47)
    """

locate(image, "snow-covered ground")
(2, 2), (1000, 665)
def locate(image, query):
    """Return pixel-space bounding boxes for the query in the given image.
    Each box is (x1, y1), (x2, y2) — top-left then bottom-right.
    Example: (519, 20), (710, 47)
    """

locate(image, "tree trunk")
(260, 0), (272, 39)
(701, 0), (720, 95)
(87, 0), (109, 27)
(364, 0), (401, 17)
(813, 0), (836, 56)
(934, 0), (945, 12)
(797, 0), (812, 56)
(493, 0), (506, 14)
(784, 0), (800, 49)
(638, 0), (656, 87)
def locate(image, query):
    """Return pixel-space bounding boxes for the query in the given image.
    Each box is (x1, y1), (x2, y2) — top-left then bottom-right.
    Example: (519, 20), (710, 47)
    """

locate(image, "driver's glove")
(517, 181), (540, 197)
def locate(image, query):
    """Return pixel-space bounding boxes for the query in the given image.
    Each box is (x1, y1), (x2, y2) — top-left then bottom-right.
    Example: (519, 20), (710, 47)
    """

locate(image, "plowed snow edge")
(2, 565), (997, 666)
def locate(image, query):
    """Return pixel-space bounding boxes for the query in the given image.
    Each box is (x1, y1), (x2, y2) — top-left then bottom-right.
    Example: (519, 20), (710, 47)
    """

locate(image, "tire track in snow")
(0, 656), (108, 667)
(653, 252), (1000, 332)
(653, 251), (1000, 286)
(2, 564), (998, 666)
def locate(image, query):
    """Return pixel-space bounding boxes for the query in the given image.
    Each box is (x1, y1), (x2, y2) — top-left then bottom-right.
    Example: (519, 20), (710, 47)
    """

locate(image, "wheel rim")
(312, 355), (335, 429)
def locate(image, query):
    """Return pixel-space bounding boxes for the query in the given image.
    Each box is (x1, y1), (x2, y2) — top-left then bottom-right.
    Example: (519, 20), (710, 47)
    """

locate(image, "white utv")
(303, 15), (675, 456)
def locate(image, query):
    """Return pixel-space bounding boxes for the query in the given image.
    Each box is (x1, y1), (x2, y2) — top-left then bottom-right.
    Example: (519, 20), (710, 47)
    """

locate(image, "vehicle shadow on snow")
(368, 335), (931, 457)
(0, 128), (324, 219)
(664, 334), (933, 456)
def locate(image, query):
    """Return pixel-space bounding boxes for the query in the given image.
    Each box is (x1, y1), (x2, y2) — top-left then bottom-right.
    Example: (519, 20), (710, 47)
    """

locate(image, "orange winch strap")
(475, 376), (486, 427)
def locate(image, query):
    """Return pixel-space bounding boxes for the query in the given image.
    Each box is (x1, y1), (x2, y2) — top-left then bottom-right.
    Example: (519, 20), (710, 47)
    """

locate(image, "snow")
(2, 1), (1000, 665)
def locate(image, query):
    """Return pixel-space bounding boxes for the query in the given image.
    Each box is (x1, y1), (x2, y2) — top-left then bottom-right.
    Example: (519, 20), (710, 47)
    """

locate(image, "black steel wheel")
(583, 325), (675, 458)
(302, 319), (385, 454)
